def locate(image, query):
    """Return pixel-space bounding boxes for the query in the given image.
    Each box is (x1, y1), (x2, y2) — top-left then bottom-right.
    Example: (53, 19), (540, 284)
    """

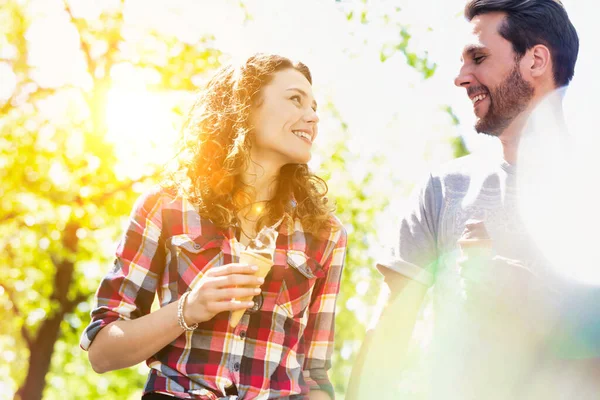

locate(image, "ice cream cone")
(229, 222), (280, 329)
(229, 251), (273, 328)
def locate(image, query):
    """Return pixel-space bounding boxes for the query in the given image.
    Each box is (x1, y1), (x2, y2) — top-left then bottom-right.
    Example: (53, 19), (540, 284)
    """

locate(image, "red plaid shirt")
(80, 187), (346, 399)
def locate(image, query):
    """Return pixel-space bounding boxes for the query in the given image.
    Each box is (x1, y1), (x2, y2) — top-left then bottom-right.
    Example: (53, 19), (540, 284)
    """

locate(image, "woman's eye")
(290, 95), (302, 104)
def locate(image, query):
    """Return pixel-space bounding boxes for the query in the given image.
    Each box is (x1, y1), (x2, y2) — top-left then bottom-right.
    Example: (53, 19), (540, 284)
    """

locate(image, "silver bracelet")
(177, 291), (199, 331)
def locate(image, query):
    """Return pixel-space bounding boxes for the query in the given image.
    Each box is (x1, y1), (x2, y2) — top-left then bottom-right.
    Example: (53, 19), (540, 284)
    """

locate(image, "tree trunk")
(15, 311), (65, 400)
(15, 221), (80, 400)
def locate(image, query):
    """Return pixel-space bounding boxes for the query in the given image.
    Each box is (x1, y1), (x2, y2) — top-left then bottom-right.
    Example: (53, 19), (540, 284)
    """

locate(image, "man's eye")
(474, 56), (486, 64)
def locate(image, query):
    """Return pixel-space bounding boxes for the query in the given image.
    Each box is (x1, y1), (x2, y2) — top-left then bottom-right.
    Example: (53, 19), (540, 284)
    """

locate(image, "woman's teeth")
(293, 130), (312, 142)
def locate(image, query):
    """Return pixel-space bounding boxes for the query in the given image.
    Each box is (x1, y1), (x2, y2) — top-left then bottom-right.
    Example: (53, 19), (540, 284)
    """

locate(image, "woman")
(80, 54), (347, 400)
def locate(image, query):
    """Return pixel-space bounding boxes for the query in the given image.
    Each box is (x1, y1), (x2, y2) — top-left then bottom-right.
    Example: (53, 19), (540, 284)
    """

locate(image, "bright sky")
(3, 0), (596, 174)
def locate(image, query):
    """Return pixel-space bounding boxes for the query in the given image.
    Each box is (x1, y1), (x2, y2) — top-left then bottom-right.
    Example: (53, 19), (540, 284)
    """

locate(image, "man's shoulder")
(430, 154), (500, 187)
(434, 154), (488, 177)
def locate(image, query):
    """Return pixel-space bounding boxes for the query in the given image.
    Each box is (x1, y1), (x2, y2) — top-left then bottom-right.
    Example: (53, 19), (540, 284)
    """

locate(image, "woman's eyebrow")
(286, 87), (318, 110)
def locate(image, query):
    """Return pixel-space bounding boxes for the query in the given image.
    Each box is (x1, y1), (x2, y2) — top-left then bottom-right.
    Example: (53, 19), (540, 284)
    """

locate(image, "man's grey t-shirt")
(380, 154), (542, 285)
(378, 154), (599, 399)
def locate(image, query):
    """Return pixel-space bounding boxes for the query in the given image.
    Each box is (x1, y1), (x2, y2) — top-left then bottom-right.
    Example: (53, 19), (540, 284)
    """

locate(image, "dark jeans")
(143, 394), (182, 400)
(142, 386), (238, 399)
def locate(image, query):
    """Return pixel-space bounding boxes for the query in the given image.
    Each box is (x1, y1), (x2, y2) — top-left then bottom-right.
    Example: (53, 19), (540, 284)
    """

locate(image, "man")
(348, 1), (597, 399)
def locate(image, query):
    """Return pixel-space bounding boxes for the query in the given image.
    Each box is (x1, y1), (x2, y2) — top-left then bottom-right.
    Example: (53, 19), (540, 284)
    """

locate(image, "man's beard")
(473, 64), (534, 136)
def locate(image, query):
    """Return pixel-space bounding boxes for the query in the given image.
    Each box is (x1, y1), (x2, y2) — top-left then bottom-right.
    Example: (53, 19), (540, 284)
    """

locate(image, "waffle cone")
(229, 251), (273, 328)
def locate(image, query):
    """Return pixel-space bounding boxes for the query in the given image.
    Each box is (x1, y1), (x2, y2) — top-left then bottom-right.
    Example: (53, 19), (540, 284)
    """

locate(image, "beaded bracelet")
(177, 291), (199, 331)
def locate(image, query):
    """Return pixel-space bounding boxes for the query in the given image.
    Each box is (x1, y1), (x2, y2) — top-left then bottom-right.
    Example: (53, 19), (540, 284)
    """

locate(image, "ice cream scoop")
(229, 226), (278, 328)
(245, 226), (277, 261)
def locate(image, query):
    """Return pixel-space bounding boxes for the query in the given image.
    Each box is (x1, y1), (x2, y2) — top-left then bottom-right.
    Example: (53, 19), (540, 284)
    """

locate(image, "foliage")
(0, 1), (219, 398)
(443, 105), (470, 158)
(343, 2), (437, 78)
(314, 106), (389, 396)
(0, 1), (452, 399)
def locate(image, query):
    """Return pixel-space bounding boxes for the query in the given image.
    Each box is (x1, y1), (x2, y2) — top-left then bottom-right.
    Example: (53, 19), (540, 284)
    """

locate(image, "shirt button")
(193, 243), (201, 250)
(240, 331), (246, 339)
(233, 362), (240, 372)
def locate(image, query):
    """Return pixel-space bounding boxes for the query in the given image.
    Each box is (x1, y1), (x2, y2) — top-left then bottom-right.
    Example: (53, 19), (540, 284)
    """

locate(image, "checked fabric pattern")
(80, 186), (347, 399)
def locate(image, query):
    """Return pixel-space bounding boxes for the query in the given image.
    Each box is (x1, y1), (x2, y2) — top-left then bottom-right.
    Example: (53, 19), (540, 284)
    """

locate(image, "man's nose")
(454, 65), (472, 88)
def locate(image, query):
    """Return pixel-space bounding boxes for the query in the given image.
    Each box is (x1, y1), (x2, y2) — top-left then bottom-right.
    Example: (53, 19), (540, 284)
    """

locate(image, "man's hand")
(460, 256), (560, 333)
(461, 256), (537, 303)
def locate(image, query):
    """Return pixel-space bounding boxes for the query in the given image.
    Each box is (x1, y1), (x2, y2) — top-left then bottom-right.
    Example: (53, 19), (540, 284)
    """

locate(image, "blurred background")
(1, 0), (597, 399)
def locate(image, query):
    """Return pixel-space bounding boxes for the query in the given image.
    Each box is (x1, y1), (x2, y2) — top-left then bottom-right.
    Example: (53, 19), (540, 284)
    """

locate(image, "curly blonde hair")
(165, 53), (334, 235)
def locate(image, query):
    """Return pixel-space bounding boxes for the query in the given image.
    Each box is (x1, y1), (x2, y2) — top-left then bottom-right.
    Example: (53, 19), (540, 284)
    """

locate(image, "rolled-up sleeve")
(377, 173), (441, 288)
(302, 224), (347, 399)
(80, 188), (166, 351)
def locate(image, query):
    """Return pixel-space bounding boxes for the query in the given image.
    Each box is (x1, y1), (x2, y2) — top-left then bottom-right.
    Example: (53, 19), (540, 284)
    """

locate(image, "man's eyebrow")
(461, 44), (487, 61)
(286, 87), (318, 109)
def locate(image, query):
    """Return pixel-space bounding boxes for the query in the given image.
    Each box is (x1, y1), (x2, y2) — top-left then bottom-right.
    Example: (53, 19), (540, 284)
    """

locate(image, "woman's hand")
(183, 263), (264, 325)
(88, 263), (264, 373)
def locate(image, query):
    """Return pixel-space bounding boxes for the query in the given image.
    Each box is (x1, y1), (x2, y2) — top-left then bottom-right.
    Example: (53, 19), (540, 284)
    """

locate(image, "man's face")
(455, 12), (534, 136)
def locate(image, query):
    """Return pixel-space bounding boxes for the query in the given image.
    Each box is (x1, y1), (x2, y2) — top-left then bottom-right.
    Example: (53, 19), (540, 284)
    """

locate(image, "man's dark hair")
(465, 0), (579, 87)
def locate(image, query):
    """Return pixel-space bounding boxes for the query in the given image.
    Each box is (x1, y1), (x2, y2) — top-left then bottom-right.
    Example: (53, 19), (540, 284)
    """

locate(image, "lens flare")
(517, 88), (600, 285)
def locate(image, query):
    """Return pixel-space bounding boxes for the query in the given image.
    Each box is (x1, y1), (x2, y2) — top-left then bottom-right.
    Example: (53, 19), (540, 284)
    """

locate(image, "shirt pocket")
(167, 234), (223, 289)
(275, 250), (322, 319)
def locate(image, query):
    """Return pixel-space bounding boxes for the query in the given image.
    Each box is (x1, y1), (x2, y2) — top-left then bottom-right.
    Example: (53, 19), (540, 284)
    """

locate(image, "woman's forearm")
(88, 300), (183, 373)
(88, 264), (262, 373)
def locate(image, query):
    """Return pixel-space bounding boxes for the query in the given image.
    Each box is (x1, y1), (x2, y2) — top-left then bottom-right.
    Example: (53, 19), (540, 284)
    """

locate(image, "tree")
(332, 3), (463, 398)
(0, 1), (219, 398)
(312, 105), (389, 395)
(1, 1), (459, 399)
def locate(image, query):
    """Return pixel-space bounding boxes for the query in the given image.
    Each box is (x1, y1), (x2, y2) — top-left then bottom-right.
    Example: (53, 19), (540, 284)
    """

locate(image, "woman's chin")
(285, 153), (311, 165)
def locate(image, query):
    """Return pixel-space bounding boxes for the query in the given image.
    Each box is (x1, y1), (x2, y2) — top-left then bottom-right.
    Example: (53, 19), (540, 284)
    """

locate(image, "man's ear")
(529, 44), (552, 79)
